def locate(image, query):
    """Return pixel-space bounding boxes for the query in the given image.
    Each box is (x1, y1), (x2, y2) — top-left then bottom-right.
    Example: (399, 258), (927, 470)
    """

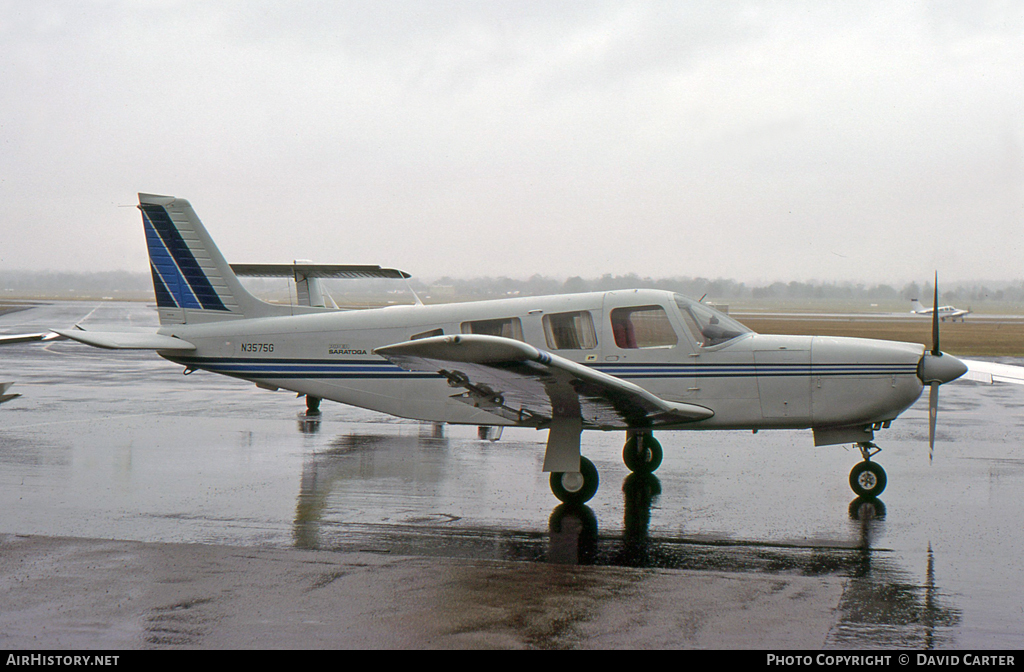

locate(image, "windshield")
(673, 294), (752, 347)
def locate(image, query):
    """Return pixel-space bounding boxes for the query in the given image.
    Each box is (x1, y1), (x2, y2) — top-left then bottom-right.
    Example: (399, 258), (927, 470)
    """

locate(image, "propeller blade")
(928, 382), (939, 462)
(932, 272), (940, 357)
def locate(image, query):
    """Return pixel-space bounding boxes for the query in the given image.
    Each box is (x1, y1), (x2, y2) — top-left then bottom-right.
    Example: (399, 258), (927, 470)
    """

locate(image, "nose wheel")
(849, 441), (887, 498)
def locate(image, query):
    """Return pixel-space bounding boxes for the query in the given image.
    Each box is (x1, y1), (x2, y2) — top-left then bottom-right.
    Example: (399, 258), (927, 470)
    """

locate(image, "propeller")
(916, 273), (968, 460)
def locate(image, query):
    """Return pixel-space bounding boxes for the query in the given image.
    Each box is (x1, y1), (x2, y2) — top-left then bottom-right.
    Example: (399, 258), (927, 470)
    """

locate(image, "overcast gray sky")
(2, 1), (1022, 285)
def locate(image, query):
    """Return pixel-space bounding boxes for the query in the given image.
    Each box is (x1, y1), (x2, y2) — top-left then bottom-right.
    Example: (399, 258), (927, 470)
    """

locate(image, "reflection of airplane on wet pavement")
(10, 192), (978, 509)
(911, 299), (970, 322)
(293, 428), (960, 648)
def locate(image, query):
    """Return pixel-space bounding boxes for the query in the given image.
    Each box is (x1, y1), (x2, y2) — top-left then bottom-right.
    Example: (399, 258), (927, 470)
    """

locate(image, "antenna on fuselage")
(403, 276), (424, 306)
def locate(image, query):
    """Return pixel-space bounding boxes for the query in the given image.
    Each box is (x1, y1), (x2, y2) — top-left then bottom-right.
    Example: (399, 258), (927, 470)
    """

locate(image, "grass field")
(739, 316), (1024, 357)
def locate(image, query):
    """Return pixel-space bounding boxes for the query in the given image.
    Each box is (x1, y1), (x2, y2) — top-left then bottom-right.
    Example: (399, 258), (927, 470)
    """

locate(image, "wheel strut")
(855, 441), (881, 461)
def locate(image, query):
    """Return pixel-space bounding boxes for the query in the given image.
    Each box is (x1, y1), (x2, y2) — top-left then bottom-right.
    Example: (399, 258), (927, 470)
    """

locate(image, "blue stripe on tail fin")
(138, 193), (294, 324)
(141, 204), (226, 311)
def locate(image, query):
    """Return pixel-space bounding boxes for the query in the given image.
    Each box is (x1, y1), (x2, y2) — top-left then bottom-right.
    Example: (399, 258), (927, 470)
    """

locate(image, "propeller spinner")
(916, 274), (968, 459)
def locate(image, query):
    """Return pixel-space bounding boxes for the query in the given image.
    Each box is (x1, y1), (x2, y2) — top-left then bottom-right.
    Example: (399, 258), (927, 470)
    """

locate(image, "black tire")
(550, 456), (600, 505)
(622, 434), (664, 473)
(849, 461), (887, 498)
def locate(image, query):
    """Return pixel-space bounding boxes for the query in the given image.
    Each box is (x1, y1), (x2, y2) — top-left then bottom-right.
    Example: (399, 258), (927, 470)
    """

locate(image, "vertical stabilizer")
(139, 193), (285, 324)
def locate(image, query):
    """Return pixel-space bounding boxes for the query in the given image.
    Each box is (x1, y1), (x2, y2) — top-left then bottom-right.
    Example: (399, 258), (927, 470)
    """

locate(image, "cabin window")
(610, 306), (678, 349)
(461, 317), (524, 341)
(543, 311), (598, 350)
(411, 328), (443, 340)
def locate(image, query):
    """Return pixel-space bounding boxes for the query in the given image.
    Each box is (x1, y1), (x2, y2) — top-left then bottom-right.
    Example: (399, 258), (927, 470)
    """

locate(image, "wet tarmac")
(2, 301), (1024, 649)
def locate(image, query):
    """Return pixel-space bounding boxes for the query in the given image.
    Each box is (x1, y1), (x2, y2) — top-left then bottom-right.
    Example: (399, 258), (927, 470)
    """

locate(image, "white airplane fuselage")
(157, 288), (927, 445)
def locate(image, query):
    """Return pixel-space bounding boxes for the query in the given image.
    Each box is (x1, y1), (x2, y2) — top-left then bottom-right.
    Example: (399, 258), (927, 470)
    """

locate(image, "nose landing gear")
(849, 441), (887, 498)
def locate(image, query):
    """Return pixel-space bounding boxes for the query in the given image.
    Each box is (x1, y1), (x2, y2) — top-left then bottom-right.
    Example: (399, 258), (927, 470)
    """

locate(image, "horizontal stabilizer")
(375, 334), (713, 429)
(231, 264), (411, 280)
(52, 329), (196, 351)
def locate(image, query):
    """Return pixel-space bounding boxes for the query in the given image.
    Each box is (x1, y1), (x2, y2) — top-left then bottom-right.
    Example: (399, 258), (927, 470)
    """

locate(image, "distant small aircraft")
(13, 194), (975, 506)
(911, 299), (970, 322)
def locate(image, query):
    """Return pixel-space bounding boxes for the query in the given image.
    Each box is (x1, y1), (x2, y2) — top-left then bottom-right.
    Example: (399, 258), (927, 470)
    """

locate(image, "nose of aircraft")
(917, 351), (968, 385)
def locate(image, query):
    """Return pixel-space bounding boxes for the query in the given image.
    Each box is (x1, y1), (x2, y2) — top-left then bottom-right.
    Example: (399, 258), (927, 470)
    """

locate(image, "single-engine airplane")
(46, 193), (969, 504)
(911, 299), (970, 322)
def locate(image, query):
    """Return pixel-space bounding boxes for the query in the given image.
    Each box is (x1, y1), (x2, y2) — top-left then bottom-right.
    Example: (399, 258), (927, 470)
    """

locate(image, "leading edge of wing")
(374, 334), (714, 427)
(51, 328), (196, 351)
(960, 358), (1024, 386)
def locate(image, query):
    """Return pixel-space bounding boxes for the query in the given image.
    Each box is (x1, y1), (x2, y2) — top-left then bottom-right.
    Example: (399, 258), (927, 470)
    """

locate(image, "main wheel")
(550, 456), (599, 505)
(849, 461), (887, 498)
(622, 433), (663, 474)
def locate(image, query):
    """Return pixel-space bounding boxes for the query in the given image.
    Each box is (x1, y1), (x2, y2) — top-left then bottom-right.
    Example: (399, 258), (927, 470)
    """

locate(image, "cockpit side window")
(609, 306), (678, 349)
(673, 295), (751, 347)
(461, 317), (524, 341)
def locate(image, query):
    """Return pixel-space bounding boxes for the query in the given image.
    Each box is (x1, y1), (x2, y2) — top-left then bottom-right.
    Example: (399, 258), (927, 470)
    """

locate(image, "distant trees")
(3, 269), (1023, 306)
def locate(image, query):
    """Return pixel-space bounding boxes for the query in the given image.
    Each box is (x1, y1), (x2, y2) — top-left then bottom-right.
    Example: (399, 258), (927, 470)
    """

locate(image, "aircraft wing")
(960, 359), (1024, 386)
(0, 382), (19, 405)
(51, 329), (196, 351)
(230, 263), (411, 279)
(0, 331), (63, 345)
(374, 334), (714, 429)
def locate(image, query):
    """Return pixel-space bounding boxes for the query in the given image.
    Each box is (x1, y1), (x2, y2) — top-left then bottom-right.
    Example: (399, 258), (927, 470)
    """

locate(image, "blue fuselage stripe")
(168, 356), (919, 381)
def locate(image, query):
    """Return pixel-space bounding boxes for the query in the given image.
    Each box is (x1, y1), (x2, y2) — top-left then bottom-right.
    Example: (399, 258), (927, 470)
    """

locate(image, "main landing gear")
(623, 432), (663, 474)
(849, 441), (887, 498)
(548, 431), (663, 505)
(550, 456), (600, 505)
